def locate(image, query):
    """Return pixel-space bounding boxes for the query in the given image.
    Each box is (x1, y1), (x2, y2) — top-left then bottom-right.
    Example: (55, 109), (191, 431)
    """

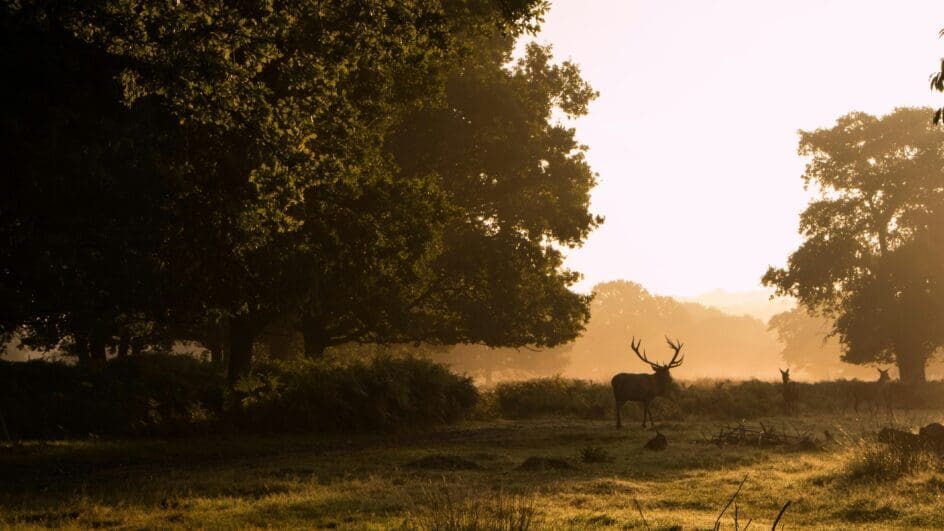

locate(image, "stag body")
(780, 369), (799, 416)
(612, 337), (684, 429)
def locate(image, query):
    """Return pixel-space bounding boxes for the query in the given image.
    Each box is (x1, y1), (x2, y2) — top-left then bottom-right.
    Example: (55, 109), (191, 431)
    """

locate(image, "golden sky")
(535, 0), (944, 297)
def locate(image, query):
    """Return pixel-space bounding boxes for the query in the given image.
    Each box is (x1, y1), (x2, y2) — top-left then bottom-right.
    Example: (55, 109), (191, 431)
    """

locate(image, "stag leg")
(642, 401), (650, 428)
(615, 400), (623, 430)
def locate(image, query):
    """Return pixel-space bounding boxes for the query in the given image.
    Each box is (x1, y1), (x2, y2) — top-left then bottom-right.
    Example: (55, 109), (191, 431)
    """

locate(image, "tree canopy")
(1, 0), (600, 381)
(763, 108), (944, 382)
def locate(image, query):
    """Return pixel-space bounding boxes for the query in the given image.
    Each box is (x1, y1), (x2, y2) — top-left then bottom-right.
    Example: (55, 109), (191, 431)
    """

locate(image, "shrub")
(491, 377), (612, 419)
(232, 356), (478, 432)
(0, 355), (224, 439)
(486, 376), (944, 422)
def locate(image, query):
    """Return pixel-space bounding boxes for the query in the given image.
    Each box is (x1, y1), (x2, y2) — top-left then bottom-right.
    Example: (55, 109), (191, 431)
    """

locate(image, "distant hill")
(680, 289), (795, 323)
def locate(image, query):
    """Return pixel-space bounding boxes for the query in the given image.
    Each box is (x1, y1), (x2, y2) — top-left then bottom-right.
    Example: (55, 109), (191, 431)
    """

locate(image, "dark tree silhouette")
(2, 1), (599, 383)
(932, 27), (944, 124)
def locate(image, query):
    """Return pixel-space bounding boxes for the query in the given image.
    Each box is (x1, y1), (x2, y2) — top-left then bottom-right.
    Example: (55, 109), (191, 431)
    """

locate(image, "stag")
(853, 368), (892, 416)
(780, 369), (799, 416)
(611, 336), (684, 429)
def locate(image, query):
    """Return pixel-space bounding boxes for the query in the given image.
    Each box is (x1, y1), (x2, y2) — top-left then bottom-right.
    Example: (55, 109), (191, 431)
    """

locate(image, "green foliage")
(0, 355), (224, 439)
(1, 0), (599, 384)
(232, 357), (478, 432)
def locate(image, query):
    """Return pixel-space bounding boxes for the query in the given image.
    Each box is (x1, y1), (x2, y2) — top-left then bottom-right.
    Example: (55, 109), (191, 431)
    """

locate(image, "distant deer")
(612, 336), (684, 429)
(780, 369), (799, 416)
(853, 368), (892, 416)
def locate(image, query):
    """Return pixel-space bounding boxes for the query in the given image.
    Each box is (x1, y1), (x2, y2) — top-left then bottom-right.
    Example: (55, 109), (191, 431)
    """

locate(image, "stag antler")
(665, 336), (684, 368)
(631, 337), (657, 367)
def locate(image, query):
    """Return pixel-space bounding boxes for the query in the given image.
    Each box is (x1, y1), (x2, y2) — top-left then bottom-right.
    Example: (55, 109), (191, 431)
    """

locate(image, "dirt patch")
(406, 455), (481, 470)
(516, 456), (574, 471)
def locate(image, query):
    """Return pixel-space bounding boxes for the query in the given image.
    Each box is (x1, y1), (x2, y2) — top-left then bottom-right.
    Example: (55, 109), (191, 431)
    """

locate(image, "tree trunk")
(302, 320), (329, 359)
(130, 337), (144, 356)
(89, 330), (107, 363)
(117, 333), (130, 358)
(74, 334), (90, 365)
(209, 340), (224, 366)
(227, 315), (256, 383)
(897, 350), (928, 384)
(208, 319), (227, 366)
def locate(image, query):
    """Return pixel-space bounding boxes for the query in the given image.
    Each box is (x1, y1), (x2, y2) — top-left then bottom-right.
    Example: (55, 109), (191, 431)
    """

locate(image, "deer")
(780, 368), (800, 416)
(853, 368), (892, 416)
(612, 336), (684, 429)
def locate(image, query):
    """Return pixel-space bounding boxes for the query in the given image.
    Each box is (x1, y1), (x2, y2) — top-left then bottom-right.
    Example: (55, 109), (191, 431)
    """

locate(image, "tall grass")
(840, 435), (944, 481)
(409, 486), (535, 531)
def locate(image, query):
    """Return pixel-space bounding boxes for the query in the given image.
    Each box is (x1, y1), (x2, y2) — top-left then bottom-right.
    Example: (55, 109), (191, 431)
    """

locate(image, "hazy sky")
(533, 1), (944, 297)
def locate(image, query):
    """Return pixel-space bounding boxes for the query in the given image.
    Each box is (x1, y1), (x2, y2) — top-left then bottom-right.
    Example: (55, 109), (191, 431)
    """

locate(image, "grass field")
(3, 408), (944, 529)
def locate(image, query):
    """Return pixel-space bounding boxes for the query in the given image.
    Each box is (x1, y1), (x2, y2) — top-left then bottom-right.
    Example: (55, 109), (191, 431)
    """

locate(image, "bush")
(0, 355), (224, 439)
(485, 376), (944, 422)
(491, 377), (612, 419)
(232, 356), (478, 432)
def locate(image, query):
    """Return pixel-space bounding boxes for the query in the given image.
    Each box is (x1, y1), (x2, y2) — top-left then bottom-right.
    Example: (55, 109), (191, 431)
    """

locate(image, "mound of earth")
(406, 454), (481, 470)
(644, 432), (667, 451)
(517, 456), (574, 471)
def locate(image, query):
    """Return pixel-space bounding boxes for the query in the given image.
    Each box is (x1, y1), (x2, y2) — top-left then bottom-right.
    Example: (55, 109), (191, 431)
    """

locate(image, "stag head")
(631, 336), (684, 386)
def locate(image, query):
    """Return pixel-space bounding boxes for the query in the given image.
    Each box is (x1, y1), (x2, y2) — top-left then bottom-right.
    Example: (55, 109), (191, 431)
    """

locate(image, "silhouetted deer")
(612, 336), (684, 429)
(853, 368), (892, 416)
(780, 368), (799, 416)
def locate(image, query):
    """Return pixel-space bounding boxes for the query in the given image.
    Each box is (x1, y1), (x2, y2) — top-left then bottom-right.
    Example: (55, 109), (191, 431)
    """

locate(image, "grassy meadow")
(3, 405), (944, 529)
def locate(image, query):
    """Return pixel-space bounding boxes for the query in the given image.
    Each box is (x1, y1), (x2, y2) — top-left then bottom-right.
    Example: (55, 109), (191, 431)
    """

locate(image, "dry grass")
(3, 411), (944, 529)
(408, 485), (536, 530)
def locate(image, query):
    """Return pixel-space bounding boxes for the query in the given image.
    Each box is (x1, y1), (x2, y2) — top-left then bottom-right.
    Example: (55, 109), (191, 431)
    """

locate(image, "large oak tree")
(764, 108), (944, 382)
